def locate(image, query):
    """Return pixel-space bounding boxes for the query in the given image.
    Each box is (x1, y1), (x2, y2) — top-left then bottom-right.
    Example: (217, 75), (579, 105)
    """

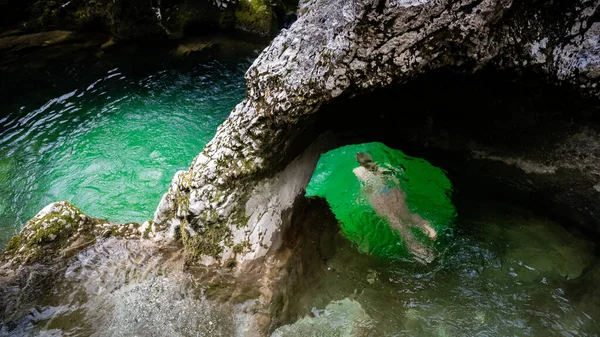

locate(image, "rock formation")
(152, 0), (600, 266)
(2, 0), (599, 335)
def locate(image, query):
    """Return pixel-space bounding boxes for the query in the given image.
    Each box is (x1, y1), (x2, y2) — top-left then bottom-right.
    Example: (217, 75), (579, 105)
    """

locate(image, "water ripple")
(0, 55), (251, 246)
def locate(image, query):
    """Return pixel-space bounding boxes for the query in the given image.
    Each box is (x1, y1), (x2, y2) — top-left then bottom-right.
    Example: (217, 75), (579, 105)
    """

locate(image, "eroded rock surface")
(1, 201), (141, 267)
(0, 202), (149, 332)
(153, 0), (600, 265)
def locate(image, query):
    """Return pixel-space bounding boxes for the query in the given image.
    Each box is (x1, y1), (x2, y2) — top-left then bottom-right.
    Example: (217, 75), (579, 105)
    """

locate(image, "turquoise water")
(0, 40), (256, 247)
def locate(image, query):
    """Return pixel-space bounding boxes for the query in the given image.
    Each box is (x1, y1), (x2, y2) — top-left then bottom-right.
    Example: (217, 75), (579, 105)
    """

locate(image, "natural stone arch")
(152, 0), (600, 265)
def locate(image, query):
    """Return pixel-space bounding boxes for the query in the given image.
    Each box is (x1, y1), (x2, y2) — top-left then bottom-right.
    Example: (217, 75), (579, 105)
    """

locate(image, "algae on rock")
(1, 201), (141, 266)
(234, 0), (278, 35)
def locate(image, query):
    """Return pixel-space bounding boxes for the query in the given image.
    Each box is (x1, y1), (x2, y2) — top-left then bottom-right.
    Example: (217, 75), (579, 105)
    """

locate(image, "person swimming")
(352, 152), (437, 263)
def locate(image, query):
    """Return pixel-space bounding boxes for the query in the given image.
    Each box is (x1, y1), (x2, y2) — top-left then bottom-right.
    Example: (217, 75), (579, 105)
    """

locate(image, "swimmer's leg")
(392, 220), (435, 264)
(409, 215), (437, 241)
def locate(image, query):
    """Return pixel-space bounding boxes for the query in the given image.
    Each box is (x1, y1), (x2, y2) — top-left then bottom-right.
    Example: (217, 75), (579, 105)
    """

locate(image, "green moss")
(232, 241), (249, 254)
(5, 235), (22, 253)
(184, 221), (232, 260)
(103, 225), (120, 237)
(72, 8), (90, 25)
(212, 191), (223, 204)
(234, 0), (277, 35)
(205, 281), (234, 301)
(2, 202), (94, 264)
(218, 10), (236, 27)
(233, 195), (252, 230)
(29, 212), (80, 245)
(233, 289), (261, 304)
(163, 8), (196, 37)
(27, 246), (45, 264)
(225, 258), (237, 268)
(84, 233), (97, 242)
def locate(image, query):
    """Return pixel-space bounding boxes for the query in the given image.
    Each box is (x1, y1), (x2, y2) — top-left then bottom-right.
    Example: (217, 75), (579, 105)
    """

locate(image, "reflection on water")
(2, 239), (238, 336)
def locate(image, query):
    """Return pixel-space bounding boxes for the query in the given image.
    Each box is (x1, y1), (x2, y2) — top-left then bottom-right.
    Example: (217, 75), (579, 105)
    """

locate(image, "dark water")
(0, 37), (260, 247)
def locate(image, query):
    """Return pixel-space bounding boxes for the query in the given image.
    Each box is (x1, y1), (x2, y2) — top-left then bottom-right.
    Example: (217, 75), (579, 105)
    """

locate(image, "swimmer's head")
(356, 152), (378, 172)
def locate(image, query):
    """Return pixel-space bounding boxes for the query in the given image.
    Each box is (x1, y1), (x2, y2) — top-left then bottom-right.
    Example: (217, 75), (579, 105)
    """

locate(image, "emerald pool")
(0, 38), (258, 248)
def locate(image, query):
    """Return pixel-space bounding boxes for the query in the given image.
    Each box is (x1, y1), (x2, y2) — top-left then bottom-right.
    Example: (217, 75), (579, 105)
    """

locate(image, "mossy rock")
(234, 0), (280, 35)
(1, 201), (91, 265)
(1, 201), (142, 267)
(182, 219), (233, 261)
(25, 0), (292, 38)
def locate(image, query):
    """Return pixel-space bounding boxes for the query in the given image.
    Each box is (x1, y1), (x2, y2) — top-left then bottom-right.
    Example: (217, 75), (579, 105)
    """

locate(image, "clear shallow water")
(2, 200), (597, 336)
(0, 36), (598, 337)
(276, 200), (599, 336)
(0, 40), (256, 247)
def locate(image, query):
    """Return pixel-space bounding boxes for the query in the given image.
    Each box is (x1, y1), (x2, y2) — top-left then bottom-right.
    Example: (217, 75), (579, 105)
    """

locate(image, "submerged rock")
(271, 298), (374, 337)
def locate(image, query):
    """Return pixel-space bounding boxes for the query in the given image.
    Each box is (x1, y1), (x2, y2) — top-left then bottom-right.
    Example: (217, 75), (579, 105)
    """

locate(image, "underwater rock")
(271, 298), (374, 337)
(502, 217), (595, 280)
(0, 201), (149, 332)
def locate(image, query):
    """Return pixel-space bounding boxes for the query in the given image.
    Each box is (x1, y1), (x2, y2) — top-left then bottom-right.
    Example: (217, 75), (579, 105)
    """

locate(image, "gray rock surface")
(152, 0), (600, 263)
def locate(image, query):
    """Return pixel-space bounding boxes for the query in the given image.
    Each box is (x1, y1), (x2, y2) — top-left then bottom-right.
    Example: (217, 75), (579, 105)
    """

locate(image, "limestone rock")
(271, 298), (374, 336)
(153, 0), (600, 264)
(22, 0), (293, 38)
(1, 201), (141, 267)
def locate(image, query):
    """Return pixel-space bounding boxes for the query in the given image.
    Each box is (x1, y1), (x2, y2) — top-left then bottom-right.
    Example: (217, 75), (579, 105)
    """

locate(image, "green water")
(306, 142), (456, 259)
(0, 39), (256, 248)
